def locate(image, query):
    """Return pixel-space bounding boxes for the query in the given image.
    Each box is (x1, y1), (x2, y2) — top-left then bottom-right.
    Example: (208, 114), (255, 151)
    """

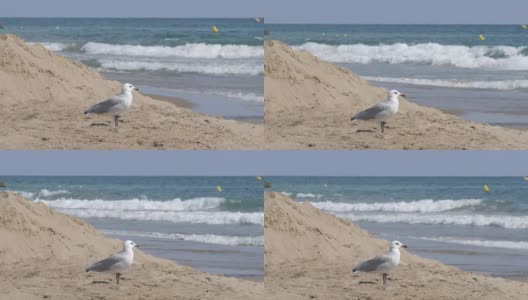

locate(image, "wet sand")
(265, 192), (528, 299)
(0, 192), (266, 300)
(0, 34), (263, 150)
(264, 39), (528, 150)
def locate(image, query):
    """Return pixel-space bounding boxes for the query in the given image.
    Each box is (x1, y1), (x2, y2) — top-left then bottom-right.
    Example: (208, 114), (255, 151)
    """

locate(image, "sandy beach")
(264, 192), (528, 299)
(147, 94), (195, 110)
(0, 192), (265, 300)
(264, 40), (528, 150)
(0, 34), (263, 150)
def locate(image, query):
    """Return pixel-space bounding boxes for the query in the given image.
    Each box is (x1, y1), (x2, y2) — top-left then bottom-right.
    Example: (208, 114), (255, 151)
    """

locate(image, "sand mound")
(0, 34), (262, 150)
(264, 40), (528, 150)
(264, 192), (528, 299)
(0, 192), (265, 299)
(0, 192), (121, 263)
(265, 192), (424, 270)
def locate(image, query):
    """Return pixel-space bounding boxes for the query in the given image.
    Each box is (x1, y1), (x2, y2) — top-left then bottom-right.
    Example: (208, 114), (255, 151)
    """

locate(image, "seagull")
(84, 83), (138, 127)
(351, 90), (405, 133)
(352, 240), (407, 285)
(86, 240), (139, 285)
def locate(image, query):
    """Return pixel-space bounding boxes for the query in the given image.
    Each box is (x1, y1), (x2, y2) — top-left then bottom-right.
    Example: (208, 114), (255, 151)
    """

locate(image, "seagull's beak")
(135, 244), (140, 248)
(402, 244), (408, 248)
(400, 94), (406, 98)
(134, 88), (139, 91)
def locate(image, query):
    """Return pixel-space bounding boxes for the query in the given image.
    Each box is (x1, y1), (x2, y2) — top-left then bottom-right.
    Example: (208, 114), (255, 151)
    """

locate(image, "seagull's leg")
(116, 273), (121, 285)
(114, 115), (119, 127)
(381, 121), (385, 133)
(382, 273), (387, 285)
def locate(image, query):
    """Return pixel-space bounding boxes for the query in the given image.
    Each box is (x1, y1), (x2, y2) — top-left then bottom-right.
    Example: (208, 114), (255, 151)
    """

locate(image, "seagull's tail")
(352, 267), (359, 273)
(83, 110), (90, 115)
(86, 267), (92, 272)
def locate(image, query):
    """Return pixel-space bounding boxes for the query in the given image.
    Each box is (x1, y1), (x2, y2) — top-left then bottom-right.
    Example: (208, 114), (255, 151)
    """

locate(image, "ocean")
(1, 18), (264, 120)
(270, 177), (528, 279)
(266, 25), (528, 127)
(0, 176), (264, 279)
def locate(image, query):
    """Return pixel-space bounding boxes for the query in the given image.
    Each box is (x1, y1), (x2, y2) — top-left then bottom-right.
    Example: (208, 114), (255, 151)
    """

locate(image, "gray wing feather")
(352, 103), (386, 120)
(84, 95), (123, 114)
(353, 255), (388, 272)
(86, 254), (121, 272)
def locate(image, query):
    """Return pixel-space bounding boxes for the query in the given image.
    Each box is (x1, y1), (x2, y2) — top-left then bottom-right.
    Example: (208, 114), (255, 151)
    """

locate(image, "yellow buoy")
(483, 185), (490, 192)
(216, 186), (222, 192)
(212, 25), (219, 33)
(479, 34), (485, 41)
(255, 18), (261, 23)
(256, 176), (262, 181)
(522, 25), (527, 29)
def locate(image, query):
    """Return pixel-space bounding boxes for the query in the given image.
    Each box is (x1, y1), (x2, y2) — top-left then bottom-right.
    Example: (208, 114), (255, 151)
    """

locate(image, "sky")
(1, 0), (527, 24)
(0, 151), (526, 176)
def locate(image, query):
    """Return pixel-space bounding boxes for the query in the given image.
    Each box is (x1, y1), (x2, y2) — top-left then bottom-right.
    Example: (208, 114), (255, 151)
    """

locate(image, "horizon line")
(0, 17), (525, 26)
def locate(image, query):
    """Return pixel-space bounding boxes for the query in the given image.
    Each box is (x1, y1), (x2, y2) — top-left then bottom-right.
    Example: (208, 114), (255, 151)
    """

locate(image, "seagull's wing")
(353, 254), (391, 272)
(84, 94), (125, 114)
(351, 102), (388, 121)
(86, 252), (125, 272)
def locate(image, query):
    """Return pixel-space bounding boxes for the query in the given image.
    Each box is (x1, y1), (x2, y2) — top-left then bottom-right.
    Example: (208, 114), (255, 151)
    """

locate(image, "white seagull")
(86, 240), (139, 284)
(351, 90), (405, 133)
(352, 240), (407, 285)
(84, 83), (139, 127)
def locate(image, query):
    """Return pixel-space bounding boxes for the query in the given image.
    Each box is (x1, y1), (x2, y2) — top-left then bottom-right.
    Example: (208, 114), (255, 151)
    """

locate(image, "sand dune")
(0, 34), (263, 150)
(0, 192), (265, 299)
(264, 192), (528, 299)
(264, 40), (528, 150)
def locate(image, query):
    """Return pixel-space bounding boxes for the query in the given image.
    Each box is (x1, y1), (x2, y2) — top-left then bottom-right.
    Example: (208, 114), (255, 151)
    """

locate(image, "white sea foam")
(339, 213), (528, 229)
(294, 42), (528, 70)
(37, 189), (70, 198)
(17, 191), (36, 200)
(418, 237), (528, 250)
(296, 193), (322, 199)
(363, 76), (528, 90)
(280, 192), (293, 197)
(98, 59), (263, 76)
(311, 199), (482, 213)
(29, 42), (72, 52)
(211, 91), (264, 102)
(82, 42), (264, 59)
(54, 208), (264, 225)
(103, 230), (264, 246)
(38, 197), (227, 211)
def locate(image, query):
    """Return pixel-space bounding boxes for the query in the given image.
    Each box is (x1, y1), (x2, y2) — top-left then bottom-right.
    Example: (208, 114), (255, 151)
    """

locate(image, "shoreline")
(148, 93), (264, 124)
(0, 34), (264, 150)
(146, 93), (195, 110)
(264, 39), (528, 150)
(265, 192), (528, 299)
(369, 78), (528, 129)
(0, 192), (265, 299)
